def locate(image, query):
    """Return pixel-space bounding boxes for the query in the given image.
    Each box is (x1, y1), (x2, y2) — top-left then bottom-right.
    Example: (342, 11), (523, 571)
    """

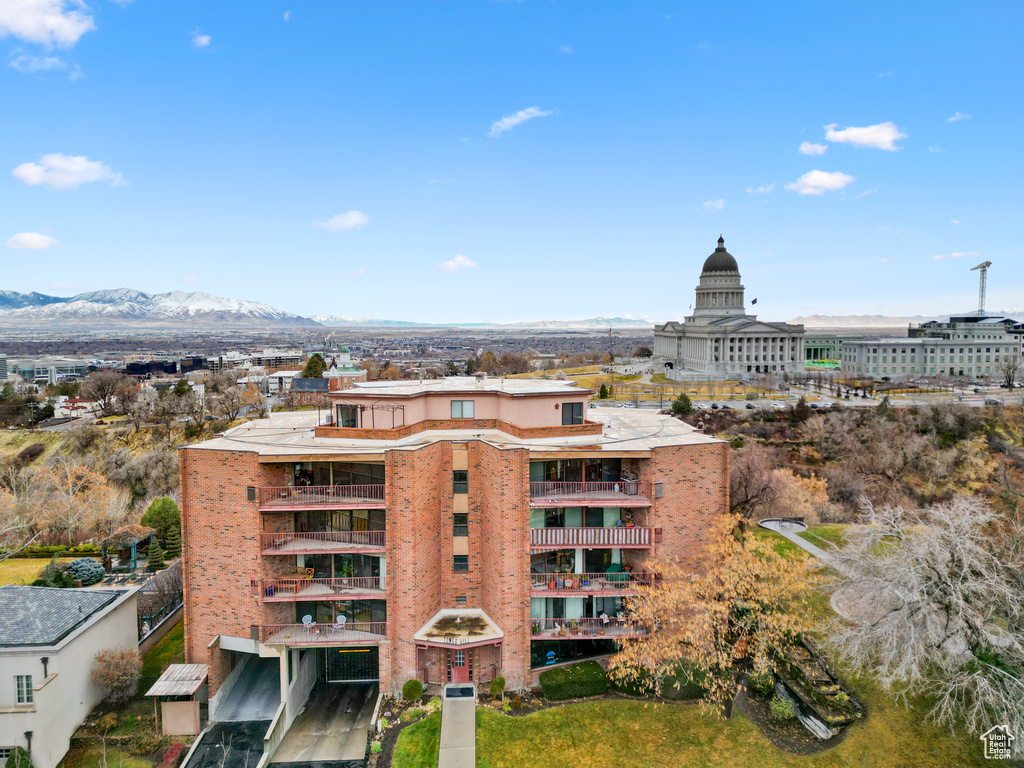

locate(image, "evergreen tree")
(301, 353), (328, 378)
(599, 383), (609, 399)
(164, 527), (181, 559)
(147, 539), (165, 571)
(671, 393), (694, 416)
(141, 497), (181, 545)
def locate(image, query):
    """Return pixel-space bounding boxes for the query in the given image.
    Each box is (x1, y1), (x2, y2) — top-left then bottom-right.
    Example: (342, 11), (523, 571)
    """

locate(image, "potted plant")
(569, 620), (578, 635)
(548, 578), (557, 590)
(569, 577), (578, 589)
(532, 623), (540, 634)
(581, 577), (590, 588)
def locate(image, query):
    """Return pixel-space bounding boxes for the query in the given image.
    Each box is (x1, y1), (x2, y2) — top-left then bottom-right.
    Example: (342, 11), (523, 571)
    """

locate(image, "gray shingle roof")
(0, 586), (120, 647)
(290, 377), (329, 392)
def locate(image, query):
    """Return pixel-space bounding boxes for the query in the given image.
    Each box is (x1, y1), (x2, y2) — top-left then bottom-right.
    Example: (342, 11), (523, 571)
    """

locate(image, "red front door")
(450, 649), (469, 683)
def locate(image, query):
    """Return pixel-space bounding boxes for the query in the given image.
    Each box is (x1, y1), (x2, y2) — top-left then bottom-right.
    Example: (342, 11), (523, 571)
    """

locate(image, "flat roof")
(185, 405), (721, 457)
(337, 376), (585, 398)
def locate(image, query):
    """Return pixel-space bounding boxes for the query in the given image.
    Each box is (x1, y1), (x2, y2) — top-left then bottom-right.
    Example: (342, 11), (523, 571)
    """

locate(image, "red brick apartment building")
(179, 376), (727, 721)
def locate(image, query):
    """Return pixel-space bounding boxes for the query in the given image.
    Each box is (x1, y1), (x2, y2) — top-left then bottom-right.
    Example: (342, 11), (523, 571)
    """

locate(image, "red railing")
(259, 622), (387, 646)
(258, 485), (385, 508)
(530, 617), (648, 639)
(261, 531), (386, 553)
(529, 481), (651, 501)
(529, 571), (651, 594)
(252, 577), (385, 600)
(530, 526), (653, 549)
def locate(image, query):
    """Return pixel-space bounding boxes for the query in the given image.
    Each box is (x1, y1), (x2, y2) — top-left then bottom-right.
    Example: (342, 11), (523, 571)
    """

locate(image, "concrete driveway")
(216, 656), (281, 722)
(270, 682), (377, 764)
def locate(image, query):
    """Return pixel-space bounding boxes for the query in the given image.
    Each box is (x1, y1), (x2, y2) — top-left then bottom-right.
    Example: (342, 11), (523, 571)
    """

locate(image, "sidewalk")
(438, 685), (476, 768)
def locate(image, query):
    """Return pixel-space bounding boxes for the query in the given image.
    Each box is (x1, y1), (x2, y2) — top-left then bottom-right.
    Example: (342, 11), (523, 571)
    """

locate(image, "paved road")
(271, 682), (377, 764)
(216, 656), (281, 722)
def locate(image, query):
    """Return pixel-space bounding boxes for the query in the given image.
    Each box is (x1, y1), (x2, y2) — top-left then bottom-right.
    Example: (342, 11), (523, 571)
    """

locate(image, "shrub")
(91, 648), (142, 707)
(599, 383), (609, 399)
(35, 556), (75, 588)
(164, 527), (181, 559)
(15, 443), (45, 465)
(370, 741), (382, 755)
(671, 393), (694, 416)
(489, 676), (506, 697)
(769, 695), (796, 721)
(128, 734), (163, 756)
(141, 497), (181, 545)
(67, 557), (105, 586)
(539, 660), (607, 700)
(658, 662), (708, 700)
(402, 678), (423, 701)
(400, 707), (423, 722)
(609, 666), (655, 697)
(4, 747), (32, 768)
(748, 670), (775, 697)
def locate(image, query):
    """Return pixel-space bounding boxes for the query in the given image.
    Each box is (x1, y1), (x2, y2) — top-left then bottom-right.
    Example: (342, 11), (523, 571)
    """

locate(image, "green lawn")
(800, 525), (849, 550)
(141, 620), (184, 678)
(0, 558), (72, 585)
(394, 694), (989, 768)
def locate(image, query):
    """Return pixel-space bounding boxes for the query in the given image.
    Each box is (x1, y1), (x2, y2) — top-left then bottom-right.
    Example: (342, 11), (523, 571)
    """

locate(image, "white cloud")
(191, 30), (211, 48)
(313, 211), (370, 232)
(488, 107), (553, 138)
(178, 273), (199, 283)
(824, 121), (906, 151)
(928, 146), (943, 153)
(746, 183), (775, 195)
(799, 141), (827, 156)
(348, 268), (366, 278)
(283, 11), (290, 21)
(9, 49), (66, 73)
(558, 45), (574, 54)
(702, 199), (726, 211)
(878, 71), (893, 78)
(12, 153), (126, 189)
(854, 185), (880, 198)
(437, 254), (477, 272)
(933, 251), (980, 261)
(0, 0), (95, 48)
(785, 170), (856, 195)
(879, 257), (892, 263)
(948, 111), (971, 122)
(428, 178), (455, 185)
(6, 231), (57, 249)
(951, 219), (961, 225)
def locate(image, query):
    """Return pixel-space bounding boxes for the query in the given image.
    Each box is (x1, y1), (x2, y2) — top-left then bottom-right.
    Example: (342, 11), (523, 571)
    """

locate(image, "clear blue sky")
(2, 1), (1021, 322)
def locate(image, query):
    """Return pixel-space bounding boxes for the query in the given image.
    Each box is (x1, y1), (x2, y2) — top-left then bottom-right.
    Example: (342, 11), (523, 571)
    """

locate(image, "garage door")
(326, 646), (379, 683)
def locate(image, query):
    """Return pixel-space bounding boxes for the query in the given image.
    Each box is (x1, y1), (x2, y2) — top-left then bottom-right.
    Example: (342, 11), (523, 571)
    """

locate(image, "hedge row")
(609, 662), (708, 700)
(1, 544), (101, 559)
(539, 660), (608, 700)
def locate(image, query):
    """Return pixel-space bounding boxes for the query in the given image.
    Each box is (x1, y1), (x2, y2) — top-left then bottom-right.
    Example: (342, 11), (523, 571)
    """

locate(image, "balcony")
(529, 526), (656, 550)
(530, 617), (648, 640)
(529, 571), (652, 597)
(258, 485), (386, 511)
(261, 531), (386, 555)
(529, 481), (652, 508)
(252, 577), (386, 601)
(259, 622), (387, 646)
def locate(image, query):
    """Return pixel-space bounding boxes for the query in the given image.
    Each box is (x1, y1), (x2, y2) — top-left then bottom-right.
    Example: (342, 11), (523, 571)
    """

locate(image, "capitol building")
(654, 237), (805, 381)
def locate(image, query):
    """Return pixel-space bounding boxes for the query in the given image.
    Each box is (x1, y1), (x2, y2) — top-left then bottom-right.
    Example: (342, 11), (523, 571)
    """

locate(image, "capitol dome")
(701, 236), (739, 274)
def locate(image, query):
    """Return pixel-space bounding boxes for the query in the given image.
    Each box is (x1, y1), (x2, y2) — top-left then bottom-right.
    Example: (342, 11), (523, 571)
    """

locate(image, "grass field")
(394, 690), (989, 768)
(141, 620), (185, 678)
(0, 558), (71, 585)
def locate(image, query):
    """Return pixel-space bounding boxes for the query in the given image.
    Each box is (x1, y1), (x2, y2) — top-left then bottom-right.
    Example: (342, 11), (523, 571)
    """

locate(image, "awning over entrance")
(414, 608), (503, 649)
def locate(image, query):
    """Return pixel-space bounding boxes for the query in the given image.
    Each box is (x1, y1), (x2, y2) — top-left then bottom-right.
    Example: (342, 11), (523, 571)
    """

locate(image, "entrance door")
(449, 649), (469, 683)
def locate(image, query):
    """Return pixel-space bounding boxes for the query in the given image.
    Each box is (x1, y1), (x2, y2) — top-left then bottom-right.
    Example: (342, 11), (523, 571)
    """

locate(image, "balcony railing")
(530, 617), (648, 640)
(529, 571), (651, 595)
(252, 577), (386, 601)
(259, 622), (387, 646)
(528, 481), (652, 507)
(258, 485), (386, 510)
(261, 530), (386, 554)
(530, 526), (655, 549)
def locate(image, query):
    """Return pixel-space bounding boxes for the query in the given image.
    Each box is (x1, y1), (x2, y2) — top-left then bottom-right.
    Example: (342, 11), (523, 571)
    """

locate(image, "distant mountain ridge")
(0, 288), (319, 327)
(791, 312), (1024, 329)
(311, 314), (652, 329)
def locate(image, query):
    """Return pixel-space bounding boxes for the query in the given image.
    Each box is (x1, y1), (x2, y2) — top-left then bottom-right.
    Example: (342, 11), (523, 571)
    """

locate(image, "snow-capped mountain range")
(0, 289), (318, 327)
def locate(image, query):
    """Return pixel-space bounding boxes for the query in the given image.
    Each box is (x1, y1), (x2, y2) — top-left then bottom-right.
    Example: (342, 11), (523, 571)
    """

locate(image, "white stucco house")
(0, 586), (138, 768)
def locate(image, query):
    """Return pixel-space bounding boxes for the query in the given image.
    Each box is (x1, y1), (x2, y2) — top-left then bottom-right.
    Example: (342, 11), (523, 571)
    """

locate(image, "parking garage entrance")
(326, 646), (379, 683)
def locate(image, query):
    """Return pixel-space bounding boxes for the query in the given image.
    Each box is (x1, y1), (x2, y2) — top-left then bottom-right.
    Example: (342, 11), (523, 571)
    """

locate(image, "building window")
(455, 595), (467, 605)
(15, 675), (32, 705)
(453, 555), (469, 572)
(0, 749), (12, 761)
(451, 400), (475, 419)
(453, 471), (468, 494)
(561, 402), (583, 426)
(337, 404), (359, 428)
(453, 513), (469, 536)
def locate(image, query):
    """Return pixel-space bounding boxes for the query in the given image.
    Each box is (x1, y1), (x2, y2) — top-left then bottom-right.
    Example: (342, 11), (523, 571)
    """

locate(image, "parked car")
(745, 403), (756, 410)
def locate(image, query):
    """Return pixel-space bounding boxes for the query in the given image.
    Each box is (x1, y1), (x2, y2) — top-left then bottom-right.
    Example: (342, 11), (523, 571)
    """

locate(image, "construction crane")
(971, 260), (992, 315)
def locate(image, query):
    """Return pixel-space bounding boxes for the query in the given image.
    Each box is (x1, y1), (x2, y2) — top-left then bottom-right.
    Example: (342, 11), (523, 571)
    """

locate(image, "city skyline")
(3, 2), (1021, 323)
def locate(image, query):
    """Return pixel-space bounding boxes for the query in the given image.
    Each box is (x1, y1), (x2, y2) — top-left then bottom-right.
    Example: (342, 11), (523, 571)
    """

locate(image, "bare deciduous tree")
(828, 497), (1024, 753)
(999, 351), (1021, 390)
(82, 369), (128, 417)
